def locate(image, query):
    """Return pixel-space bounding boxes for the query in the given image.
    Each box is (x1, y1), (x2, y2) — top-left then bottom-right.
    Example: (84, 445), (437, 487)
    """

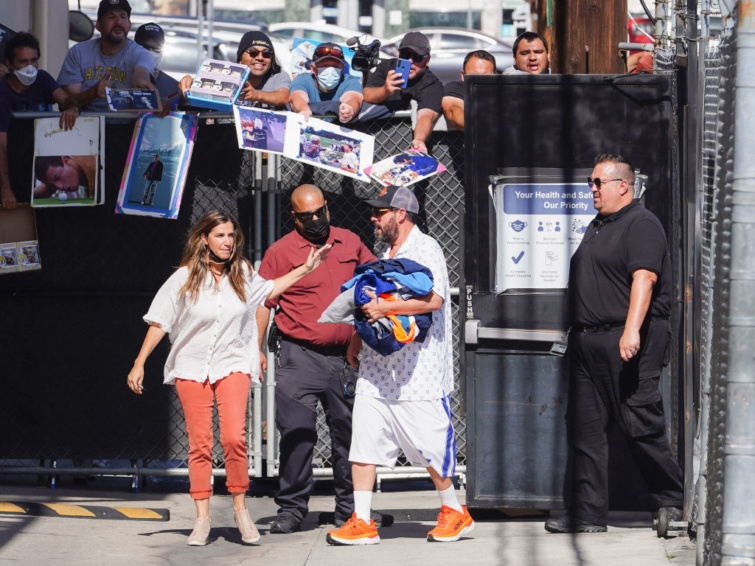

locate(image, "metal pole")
(206, 0), (214, 62)
(197, 0), (205, 69)
(721, 4), (755, 564)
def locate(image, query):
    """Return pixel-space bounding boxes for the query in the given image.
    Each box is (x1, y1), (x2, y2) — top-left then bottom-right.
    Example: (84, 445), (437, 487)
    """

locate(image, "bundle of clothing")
(318, 258), (434, 356)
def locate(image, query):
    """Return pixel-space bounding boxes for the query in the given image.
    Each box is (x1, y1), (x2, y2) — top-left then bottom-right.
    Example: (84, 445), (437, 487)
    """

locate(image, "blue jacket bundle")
(319, 258), (435, 356)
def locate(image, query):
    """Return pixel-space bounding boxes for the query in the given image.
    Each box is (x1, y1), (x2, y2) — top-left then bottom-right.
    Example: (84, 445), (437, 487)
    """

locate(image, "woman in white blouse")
(126, 210), (329, 546)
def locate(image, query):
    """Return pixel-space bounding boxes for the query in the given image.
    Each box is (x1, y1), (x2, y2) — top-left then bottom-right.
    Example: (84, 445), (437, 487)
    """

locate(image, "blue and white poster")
(493, 183), (595, 292)
(116, 112), (198, 219)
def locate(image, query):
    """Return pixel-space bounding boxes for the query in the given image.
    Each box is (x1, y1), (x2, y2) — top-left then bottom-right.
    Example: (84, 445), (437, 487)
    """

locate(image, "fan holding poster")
(31, 116), (104, 207)
(116, 112), (198, 219)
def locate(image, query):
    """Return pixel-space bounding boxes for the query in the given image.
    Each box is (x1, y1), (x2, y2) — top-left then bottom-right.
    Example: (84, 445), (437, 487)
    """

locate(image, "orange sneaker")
(326, 513), (380, 546)
(427, 505), (475, 542)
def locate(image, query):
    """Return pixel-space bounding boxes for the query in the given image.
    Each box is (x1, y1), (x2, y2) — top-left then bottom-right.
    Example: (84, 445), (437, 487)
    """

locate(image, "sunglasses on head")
(586, 177), (623, 189)
(314, 45), (344, 59)
(398, 49), (426, 63)
(294, 204), (327, 223)
(246, 47), (272, 59)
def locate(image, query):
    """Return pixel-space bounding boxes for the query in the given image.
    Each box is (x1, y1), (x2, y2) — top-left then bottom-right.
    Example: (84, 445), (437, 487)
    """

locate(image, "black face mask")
(208, 248), (230, 264)
(301, 215), (330, 240)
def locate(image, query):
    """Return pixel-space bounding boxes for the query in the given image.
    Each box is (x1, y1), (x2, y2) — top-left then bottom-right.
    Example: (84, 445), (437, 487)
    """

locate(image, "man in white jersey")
(327, 185), (474, 546)
(58, 0), (154, 113)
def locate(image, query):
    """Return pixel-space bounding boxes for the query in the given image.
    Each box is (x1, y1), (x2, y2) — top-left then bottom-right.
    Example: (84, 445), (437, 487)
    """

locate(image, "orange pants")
(175, 372), (251, 499)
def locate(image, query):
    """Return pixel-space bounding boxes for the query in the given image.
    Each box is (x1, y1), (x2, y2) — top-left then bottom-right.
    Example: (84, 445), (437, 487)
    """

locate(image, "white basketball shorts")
(349, 393), (457, 478)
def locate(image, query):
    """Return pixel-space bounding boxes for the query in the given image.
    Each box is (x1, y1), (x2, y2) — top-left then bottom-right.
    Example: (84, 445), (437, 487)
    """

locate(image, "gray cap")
(364, 185), (419, 213)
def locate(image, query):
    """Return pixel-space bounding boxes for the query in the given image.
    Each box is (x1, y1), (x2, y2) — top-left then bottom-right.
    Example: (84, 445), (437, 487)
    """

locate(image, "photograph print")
(233, 106), (287, 155)
(283, 115), (374, 182)
(365, 149), (447, 188)
(31, 116), (104, 207)
(116, 112), (199, 219)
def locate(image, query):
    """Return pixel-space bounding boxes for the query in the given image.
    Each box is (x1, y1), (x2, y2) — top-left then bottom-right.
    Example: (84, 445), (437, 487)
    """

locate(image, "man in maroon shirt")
(256, 184), (386, 533)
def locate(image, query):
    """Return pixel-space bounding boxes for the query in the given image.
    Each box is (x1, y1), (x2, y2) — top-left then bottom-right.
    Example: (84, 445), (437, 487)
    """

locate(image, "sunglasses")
(587, 177), (623, 189)
(398, 49), (426, 63)
(246, 48), (272, 59)
(293, 204), (327, 223)
(314, 45), (344, 60)
(371, 207), (392, 218)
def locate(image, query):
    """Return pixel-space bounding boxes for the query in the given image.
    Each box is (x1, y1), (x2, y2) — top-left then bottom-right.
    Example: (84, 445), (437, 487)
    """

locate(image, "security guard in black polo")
(545, 153), (684, 534)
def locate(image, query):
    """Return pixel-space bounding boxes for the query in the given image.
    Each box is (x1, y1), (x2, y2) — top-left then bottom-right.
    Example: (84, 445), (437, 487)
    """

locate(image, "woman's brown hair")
(178, 210), (252, 302)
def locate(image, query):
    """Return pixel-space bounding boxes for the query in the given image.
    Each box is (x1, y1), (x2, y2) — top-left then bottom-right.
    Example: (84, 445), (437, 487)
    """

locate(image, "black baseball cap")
(135, 23), (164, 46)
(237, 31), (274, 62)
(97, 0), (132, 21)
(364, 185), (419, 213)
(399, 31), (431, 57)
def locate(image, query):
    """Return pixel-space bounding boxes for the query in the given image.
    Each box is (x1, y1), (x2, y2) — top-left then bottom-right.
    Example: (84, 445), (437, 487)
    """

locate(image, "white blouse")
(144, 265), (274, 385)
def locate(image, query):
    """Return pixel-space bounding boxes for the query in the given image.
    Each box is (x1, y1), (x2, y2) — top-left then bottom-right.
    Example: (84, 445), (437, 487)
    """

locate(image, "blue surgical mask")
(316, 67), (341, 91)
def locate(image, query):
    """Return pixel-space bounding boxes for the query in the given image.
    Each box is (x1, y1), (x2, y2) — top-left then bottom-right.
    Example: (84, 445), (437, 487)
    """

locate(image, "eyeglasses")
(293, 204), (327, 223)
(371, 207), (392, 218)
(398, 49), (427, 63)
(587, 177), (623, 189)
(246, 48), (272, 59)
(314, 45), (344, 60)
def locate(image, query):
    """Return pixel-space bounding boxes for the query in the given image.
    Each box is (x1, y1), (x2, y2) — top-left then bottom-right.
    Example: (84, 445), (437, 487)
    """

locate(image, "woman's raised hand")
(305, 244), (332, 272)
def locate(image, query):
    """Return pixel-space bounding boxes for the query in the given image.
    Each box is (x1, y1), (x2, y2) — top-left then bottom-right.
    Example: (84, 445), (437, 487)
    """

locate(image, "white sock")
(354, 490), (373, 523)
(438, 485), (463, 513)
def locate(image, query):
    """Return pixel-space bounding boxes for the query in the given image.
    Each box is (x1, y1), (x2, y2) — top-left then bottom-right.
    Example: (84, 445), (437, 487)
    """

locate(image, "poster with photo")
(283, 115), (374, 182)
(233, 106), (288, 155)
(106, 87), (162, 112)
(290, 38), (362, 78)
(31, 116), (104, 207)
(364, 150), (446, 187)
(115, 112), (199, 219)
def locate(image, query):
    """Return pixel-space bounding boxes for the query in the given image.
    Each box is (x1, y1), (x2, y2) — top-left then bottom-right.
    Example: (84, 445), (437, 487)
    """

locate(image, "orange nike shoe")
(326, 513), (380, 546)
(427, 505), (475, 542)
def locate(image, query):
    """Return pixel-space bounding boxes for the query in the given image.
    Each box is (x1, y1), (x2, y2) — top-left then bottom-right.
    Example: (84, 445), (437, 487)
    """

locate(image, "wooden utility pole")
(543, 0), (627, 74)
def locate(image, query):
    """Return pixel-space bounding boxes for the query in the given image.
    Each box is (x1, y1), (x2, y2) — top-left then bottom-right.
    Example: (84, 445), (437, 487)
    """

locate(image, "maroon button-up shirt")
(258, 226), (375, 347)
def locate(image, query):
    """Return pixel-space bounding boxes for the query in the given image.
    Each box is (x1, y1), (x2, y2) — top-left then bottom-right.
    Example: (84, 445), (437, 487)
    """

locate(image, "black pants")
(274, 339), (355, 523)
(566, 319), (684, 525)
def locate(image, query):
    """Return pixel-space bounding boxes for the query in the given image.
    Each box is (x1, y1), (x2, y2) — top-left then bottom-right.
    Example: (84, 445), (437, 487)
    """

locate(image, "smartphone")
(394, 58), (411, 87)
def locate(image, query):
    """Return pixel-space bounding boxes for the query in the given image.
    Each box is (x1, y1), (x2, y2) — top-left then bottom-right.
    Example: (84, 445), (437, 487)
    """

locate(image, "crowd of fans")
(0, 0), (653, 207)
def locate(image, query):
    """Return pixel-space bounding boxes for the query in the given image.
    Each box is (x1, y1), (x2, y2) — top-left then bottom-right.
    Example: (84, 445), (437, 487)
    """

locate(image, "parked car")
(381, 27), (514, 83)
(268, 22), (381, 47)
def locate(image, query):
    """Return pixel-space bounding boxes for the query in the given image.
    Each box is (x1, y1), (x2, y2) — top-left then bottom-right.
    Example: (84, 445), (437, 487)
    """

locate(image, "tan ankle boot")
(187, 516), (211, 546)
(234, 508), (261, 544)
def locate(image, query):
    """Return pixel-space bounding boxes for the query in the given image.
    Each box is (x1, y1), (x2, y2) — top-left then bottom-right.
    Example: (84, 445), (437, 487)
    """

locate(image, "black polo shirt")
(568, 201), (671, 327)
(366, 59), (444, 113)
(443, 80), (464, 100)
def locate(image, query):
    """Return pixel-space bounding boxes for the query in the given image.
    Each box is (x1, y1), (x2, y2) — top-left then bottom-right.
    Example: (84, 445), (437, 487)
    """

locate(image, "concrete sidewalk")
(0, 482), (695, 566)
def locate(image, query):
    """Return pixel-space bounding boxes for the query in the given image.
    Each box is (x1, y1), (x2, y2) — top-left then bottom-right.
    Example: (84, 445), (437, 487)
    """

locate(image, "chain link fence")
(699, 30), (736, 566)
(0, 114), (467, 486)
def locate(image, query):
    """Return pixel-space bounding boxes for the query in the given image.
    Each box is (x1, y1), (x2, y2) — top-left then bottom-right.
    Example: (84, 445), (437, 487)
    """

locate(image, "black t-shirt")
(444, 80), (464, 100)
(568, 202), (671, 326)
(0, 70), (60, 132)
(366, 59), (443, 113)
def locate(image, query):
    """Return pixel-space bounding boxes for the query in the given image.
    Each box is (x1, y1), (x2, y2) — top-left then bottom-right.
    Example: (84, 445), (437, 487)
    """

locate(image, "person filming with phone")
(289, 43), (363, 123)
(363, 31), (443, 154)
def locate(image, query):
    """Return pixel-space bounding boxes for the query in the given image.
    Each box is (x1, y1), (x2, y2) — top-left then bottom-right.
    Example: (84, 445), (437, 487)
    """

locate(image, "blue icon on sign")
(509, 220), (527, 232)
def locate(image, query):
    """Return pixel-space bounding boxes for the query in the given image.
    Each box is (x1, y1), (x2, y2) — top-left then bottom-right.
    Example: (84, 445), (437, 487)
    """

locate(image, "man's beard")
(375, 215), (399, 244)
(104, 29), (127, 46)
